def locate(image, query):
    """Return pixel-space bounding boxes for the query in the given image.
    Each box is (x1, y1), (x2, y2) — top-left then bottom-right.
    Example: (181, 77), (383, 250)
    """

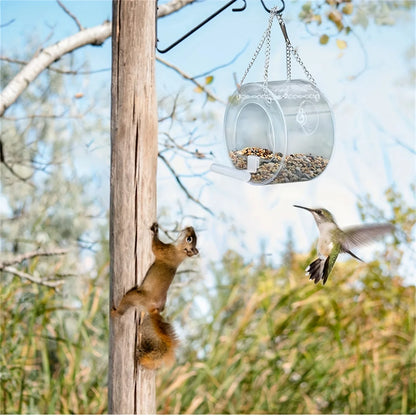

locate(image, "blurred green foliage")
(158, 253), (415, 414)
(298, 0), (415, 49)
(1, 187), (415, 414)
(0, 263), (109, 414)
(156, 187), (415, 414)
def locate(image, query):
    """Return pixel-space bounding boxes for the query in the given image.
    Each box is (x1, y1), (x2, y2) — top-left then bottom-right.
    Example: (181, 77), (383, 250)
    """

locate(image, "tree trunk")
(109, 0), (157, 414)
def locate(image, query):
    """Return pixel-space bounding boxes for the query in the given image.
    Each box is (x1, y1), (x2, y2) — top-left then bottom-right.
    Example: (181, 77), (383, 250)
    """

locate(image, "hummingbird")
(294, 205), (394, 285)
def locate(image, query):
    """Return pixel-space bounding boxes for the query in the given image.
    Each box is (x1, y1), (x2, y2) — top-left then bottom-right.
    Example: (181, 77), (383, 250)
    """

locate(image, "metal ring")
(260, 0), (285, 14)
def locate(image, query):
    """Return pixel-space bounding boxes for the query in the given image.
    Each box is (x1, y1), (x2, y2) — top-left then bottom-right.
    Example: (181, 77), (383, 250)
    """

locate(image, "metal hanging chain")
(276, 13), (316, 85)
(239, 8), (275, 88)
(239, 7), (316, 89)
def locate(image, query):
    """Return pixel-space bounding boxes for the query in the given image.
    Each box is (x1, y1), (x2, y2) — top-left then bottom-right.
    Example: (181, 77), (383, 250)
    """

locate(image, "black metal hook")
(260, 0), (285, 14)
(156, 0), (247, 54)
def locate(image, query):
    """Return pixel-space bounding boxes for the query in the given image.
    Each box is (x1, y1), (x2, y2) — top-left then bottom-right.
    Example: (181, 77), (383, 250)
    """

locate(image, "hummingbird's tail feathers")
(305, 258), (326, 284)
(341, 223), (394, 250)
(322, 256), (331, 284)
(345, 249), (364, 262)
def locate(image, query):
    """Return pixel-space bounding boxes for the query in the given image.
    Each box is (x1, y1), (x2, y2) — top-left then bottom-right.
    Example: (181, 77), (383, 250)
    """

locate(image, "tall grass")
(0, 264), (109, 414)
(1, 250), (414, 414)
(1, 200), (414, 414)
(157, 251), (415, 414)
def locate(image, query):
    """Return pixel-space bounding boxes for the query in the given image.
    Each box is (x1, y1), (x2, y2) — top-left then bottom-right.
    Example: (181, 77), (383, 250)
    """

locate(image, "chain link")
(286, 42), (291, 81)
(239, 9), (275, 89)
(276, 14), (316, 85)
(239, 8), (316, 91)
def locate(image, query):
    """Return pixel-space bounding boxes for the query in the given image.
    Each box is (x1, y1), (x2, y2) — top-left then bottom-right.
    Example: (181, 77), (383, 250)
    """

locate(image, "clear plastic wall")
(224, 79), (334, 185)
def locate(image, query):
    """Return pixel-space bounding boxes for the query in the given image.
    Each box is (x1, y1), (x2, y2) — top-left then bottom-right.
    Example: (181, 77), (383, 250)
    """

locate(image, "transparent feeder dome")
(218, 79), (334, 185)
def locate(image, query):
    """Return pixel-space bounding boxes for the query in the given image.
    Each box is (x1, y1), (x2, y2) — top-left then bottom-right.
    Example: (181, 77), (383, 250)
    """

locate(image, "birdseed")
(229, 147), (329, 184)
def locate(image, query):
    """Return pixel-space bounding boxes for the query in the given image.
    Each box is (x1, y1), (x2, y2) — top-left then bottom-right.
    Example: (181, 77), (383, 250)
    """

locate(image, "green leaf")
(319, 34), (330, 45)
(205, 75), (214, 85)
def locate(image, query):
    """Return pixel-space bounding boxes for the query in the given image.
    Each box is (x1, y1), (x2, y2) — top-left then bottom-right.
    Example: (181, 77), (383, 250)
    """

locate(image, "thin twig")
(156, 56), (224, 104)
(2, 266), (66, 288)
(159, 132), (209, 159)
(0, 56), (110, 75)
(0, 139), (35, 186)
(0, 19), (15, 28)
(158, 153), (213, 215)
(0, 248), (69, 269)
(57, 0), (84, 30)
(193, 42), (249, 79)
(157, 0), (196, 18)
(3, 113), (84, 121)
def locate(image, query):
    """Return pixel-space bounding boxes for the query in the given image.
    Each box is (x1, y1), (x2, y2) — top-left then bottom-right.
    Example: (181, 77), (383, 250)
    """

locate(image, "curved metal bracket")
(156, 0), (247, 54)
(260, 0), (285, 14)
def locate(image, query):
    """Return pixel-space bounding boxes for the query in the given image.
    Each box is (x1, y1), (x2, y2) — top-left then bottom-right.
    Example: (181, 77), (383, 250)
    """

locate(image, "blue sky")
(1, 1), (415, 283)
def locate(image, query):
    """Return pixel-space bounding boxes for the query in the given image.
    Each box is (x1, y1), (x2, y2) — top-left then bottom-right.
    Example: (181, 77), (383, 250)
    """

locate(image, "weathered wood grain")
(109, 0), (158, 413)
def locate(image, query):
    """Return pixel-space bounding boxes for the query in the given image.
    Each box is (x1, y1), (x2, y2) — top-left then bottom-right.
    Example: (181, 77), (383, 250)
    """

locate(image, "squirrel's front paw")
(150, 222), (159, 234)
(111, 307), (120, 317)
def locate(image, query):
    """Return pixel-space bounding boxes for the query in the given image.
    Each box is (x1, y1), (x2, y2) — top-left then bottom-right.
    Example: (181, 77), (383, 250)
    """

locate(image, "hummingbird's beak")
(293, 205), (313, 212)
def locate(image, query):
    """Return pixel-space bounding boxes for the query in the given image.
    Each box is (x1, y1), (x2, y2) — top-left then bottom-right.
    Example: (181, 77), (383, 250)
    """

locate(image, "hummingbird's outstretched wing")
(340, 223), (394, 251)
(306, 247), (339, 285)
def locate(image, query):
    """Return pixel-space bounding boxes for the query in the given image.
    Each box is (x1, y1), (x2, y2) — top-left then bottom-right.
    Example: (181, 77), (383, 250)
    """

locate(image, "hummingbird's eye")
(186, 236), (193, 243)
(316, 210), (322, 215)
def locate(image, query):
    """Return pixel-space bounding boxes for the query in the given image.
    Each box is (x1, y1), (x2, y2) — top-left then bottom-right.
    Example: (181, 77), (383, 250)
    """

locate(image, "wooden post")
(109, 0), (157, 413)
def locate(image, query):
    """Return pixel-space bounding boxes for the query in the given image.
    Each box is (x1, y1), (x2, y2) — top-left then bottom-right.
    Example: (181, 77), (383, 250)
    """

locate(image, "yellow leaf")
(313, 14), (322, 25)
(205, 75), (214, 85)
(328, 9), (342, 24)
(342, 3), (354, 15)
(328, 9), (344, 31)
(336, 39), (347, 49)
(194, 86), (204, 93)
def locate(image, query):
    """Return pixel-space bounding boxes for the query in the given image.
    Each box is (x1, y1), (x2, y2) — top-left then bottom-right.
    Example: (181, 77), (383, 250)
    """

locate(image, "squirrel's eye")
(186, 236), (193, 243)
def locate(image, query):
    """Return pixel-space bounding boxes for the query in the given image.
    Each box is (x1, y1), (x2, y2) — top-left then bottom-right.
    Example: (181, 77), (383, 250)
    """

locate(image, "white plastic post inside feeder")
(247, 155), (260, 173)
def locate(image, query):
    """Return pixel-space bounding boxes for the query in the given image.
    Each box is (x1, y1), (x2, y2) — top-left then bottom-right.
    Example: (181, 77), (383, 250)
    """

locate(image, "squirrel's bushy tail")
(137, 312), (179, 370)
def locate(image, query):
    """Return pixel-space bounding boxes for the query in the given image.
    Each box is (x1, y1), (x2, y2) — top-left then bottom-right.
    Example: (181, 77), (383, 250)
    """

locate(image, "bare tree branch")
(57, 0), (84, 30)
(0, 139), (35, 185)
(2, 266), (65, 288)
(0, 0), (200, 117)
(157, 0), (196, 17)
(0, 56), (111, 75)
(156, 56), (224, 104)
(193, 42), (249, 79)
(159, 131), (211, 159)
(158, 152), (214, 215)
(0, 19), (15, 28)
(0, 21), (112, 117)
(0, 248), (69, 269)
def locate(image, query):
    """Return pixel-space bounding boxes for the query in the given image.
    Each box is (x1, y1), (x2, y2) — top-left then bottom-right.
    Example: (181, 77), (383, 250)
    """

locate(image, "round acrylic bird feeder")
(223, 79), (334, 185)
(210, 8), (335, 185)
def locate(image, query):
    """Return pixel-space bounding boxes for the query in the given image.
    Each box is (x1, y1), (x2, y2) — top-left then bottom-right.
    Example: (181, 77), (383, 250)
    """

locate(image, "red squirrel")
(111, 222), (198, 369)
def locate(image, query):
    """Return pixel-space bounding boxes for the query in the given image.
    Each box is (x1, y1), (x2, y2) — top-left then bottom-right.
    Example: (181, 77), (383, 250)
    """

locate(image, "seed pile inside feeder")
(229, 147), (329, 184)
